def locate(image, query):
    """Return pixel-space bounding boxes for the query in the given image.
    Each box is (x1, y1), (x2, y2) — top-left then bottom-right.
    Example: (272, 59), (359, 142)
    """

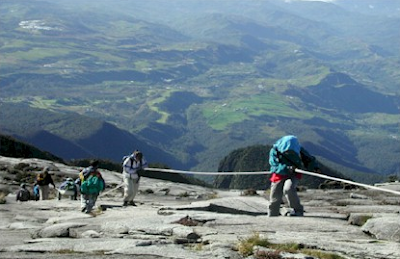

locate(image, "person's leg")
(123, 177), (133, 206)
(85, 194), (95, 213)
(34, 188), (39, 201)
(73, 187), (77, 200)
(283, 178), (303, 216)
(268, 180), (285, 216)
(129, 180), (140, 206)
(40, 185), (49, 200)
(39, 186), (44, 200)
(80, 194), (86, 211)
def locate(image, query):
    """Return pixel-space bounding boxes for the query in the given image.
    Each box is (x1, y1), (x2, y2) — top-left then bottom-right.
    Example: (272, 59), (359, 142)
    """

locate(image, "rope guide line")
(145, 167), (270, 175)
(144, 167), (400, 196)
(295, 168), (400, 196)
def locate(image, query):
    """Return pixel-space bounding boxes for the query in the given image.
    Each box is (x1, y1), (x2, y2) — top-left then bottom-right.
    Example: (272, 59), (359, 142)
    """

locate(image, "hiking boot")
(122, 201), (128, 207)
(128, 201), (137, 206)
(287, 210), (303, 217)
(81, 207), (87, 213)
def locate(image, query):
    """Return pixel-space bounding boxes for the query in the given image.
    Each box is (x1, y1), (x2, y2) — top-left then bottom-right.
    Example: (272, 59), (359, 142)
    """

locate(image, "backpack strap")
(129, 157), (134, 169)
(274, 147), (301, 168)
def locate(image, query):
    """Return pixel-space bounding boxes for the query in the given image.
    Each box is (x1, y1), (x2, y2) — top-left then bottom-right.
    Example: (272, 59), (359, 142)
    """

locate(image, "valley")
(1, 0), (399, 183)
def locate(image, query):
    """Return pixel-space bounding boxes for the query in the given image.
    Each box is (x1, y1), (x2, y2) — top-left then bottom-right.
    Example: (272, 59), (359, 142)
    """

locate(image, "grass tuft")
(237, 233), (271, 256)
(237, 233), (347, 259)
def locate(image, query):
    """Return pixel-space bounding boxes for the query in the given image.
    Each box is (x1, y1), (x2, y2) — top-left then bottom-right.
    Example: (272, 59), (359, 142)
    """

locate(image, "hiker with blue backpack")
(58, 177), (78, 200)
(78, 160), (105, 213)
(122, 150), (148, 206)
(268, 135), (320, 217)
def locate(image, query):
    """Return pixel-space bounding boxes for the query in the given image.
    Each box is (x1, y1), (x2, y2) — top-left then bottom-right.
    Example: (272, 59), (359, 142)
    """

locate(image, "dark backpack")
(17, 188), (30, 201)
(122, 155), (135, 169)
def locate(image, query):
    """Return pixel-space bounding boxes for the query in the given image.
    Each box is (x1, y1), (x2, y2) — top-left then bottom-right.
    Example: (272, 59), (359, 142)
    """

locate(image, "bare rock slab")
(362, 215), (400, 242)
(161, 196), (269, 216)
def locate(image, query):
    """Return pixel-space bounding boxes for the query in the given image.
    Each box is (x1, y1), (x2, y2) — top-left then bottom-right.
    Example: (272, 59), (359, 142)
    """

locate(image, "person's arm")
(100, 176), (105, 192)
(47, 174), (55, 187)
(141, 157), (149, 168)
(97, 172), (106, 191)
(269, 147), (292, 174)
(269, 147), (279, 168)
(300, 147), (319, 172)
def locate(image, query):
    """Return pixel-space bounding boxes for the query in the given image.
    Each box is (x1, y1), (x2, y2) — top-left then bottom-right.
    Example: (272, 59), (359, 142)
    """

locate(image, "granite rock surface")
(0, 156), (399, 259)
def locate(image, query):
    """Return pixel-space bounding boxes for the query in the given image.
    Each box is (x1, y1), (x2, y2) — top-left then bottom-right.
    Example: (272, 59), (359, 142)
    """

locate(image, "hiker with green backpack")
(268, 135), (320, 217)
(79, 160), (105, 213)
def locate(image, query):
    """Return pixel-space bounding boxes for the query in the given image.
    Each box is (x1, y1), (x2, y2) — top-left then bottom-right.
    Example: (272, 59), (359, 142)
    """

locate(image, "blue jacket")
(269, 135), (318, 176)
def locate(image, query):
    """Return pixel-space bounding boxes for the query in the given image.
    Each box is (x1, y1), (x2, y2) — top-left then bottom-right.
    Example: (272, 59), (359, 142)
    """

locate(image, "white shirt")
(122, 156), (148, 179)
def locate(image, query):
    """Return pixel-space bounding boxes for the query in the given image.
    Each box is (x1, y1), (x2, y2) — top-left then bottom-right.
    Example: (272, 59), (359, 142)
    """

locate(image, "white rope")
(295, 168), (400, 196)
(144, 167), (271, 175)
(144, 167), (400, 196)
(99, 182), (124, 198)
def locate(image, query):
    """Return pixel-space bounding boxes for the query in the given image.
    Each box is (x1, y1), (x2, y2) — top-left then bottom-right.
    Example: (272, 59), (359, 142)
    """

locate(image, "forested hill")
(0, 134), (64, 163)
(0, 103), (186, 169)
(0, 134), (208, 187)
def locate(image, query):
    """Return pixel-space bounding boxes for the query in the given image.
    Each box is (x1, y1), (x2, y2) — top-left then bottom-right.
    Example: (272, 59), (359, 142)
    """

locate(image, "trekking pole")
(295, 168), (400, 196)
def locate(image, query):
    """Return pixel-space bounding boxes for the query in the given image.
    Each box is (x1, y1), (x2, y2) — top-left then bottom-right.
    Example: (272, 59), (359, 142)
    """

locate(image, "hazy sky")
(285, 0), (336, 2)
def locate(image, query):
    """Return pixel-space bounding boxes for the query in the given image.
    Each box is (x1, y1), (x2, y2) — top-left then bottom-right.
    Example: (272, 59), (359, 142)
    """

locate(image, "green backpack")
(80, 175), (103, 195)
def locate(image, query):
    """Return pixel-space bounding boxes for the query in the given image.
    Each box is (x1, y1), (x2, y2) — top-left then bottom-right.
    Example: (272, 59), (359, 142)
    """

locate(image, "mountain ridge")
(1, 0), (399, 182)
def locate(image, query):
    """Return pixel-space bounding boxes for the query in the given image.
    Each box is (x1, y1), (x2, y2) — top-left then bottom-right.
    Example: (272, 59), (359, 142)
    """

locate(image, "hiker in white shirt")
(122, 150), (148, 206)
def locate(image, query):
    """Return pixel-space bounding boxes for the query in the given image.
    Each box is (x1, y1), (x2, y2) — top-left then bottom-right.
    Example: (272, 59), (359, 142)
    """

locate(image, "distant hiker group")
(15, 139), (322, 217)
(15, 149), (149, 214)
(16, 167), (56, 202)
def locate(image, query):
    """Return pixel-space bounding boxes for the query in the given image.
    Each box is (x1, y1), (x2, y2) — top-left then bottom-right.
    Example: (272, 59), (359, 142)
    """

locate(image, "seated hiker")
(79, 160), (105, 213)
(59, 177), (77, 200)
(122, 150), (148, 207)
(268, 135), (320, 217)
(16, 183), (31, 202)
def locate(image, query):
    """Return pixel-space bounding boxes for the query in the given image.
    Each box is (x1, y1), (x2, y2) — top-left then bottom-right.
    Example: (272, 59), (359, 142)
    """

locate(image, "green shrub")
(237, 233), (271, 256)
